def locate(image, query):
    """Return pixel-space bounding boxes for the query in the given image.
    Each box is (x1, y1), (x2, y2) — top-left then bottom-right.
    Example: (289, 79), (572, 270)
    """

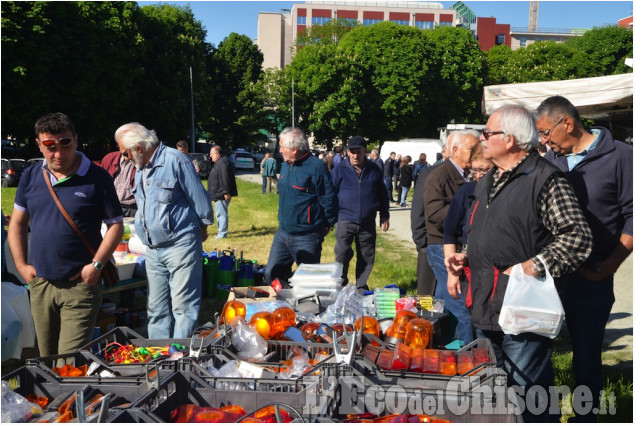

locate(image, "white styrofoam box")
(116, 261), (136, 281)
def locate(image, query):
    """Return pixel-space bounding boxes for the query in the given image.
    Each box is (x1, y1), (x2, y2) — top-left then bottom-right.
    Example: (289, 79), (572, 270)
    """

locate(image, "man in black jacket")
(208, 146), (238, 239)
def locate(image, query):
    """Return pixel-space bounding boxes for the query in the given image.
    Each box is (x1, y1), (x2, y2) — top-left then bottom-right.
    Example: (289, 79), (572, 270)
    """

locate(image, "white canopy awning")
(482, 73), (634, 116)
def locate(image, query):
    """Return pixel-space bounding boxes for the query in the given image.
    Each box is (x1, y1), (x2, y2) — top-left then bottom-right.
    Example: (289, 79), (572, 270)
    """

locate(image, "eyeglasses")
(40, 137), (73, 149)
(471, 167), (492, 175)
(481, 129), (505, 140)
(538, 117), (564, 139)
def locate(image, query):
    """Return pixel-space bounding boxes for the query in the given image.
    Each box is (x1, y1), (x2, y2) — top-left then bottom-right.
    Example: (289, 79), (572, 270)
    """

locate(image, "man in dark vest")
(445, 105), (592, 422)
(536, 95), (633, 422)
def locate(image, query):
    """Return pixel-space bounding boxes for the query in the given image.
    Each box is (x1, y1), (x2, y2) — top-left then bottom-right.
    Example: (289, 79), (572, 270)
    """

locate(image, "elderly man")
(331, 136), (390, 290)
(536, 95), (633, 422)
(369, 149), (384, 174)
(423, 130), (479, 344)
(446, 105), (592, 422)
(383, 152), (396, 202)
(9, 113), (123, 356)
(208, 145), (237, 239)
(116, 123), (213, 339)
(265, 127), (337, 285)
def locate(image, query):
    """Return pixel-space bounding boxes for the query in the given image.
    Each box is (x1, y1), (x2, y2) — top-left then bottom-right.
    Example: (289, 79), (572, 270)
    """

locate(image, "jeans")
(28, 277), (101, 356)
(383, 176), (394, 201)
(562, 272), (614, 422)
(334, 219), (376, 289)
(416, 246), (437, 295)
(145, 234), (202, 338)
(400, 186), (410, 205)
(265, 228), (325, 284)
(477, 329), (559, 423)
(427, 244), (473, 343)
(214, 199), (230, 238)
(261, 175), (267, 193)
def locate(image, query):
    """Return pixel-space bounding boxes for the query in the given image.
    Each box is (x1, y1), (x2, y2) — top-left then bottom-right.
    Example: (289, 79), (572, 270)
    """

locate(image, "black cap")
(346, 136), (367, 150)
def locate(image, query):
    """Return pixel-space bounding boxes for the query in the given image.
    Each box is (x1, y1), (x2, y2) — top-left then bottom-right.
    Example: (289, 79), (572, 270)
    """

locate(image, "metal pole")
(190, 66), (196, 153)
(292, 78), (295, 127)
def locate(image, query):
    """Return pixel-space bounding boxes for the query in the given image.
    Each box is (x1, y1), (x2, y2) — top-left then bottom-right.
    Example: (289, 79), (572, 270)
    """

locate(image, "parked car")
(232, 150), (256, 170)
(1, 139), (22, 159)
(245, 146), (270, 164)
(190, 152), (212, 179)
(27, 158), (45, 167)
(1, 158), (29, 187)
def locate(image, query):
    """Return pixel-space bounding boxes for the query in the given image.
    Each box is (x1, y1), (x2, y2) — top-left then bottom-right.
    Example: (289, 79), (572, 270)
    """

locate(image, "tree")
(485, 44), (513, 85)
(206, 32), (264, 148)
(294, 18), (359, 51)
(565, 26), (633, 77)
(250, 67), (292, 143)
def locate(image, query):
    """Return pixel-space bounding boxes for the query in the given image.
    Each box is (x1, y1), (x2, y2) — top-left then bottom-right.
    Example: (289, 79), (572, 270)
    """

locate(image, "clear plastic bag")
(317, 282), (363, 324)
(1, 380), (43, 422)
(230, 317), (268, 360)
(498, 256), (565, 338)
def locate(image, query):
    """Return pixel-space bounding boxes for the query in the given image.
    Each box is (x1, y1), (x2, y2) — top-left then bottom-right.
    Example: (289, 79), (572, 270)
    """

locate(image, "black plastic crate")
(106, 408), (162, 423)
(132, 370), (336, 420)
(27, 350), (178, 380)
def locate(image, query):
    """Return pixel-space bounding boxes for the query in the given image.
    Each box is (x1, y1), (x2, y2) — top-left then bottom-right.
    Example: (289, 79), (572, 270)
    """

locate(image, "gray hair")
(495, 105), (539, 151)
(115, 122), (159, 151)
(450, 129), (480, 151)
(371, 149), (379, 157)
(280, 127), (309, 152)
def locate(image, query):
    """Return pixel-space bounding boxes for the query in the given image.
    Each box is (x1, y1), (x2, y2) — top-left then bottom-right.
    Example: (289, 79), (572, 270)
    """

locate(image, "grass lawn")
(1, 178), (631, 422)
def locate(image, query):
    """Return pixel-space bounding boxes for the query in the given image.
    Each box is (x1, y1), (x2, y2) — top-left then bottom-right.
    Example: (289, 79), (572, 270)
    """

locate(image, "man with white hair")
(115, 123), (213, 339)
(423, 130), (479, 344)
(445, 105), (592, 422)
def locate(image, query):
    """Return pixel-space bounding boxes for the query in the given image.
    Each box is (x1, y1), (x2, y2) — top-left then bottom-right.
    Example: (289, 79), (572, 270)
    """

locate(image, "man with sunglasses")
(101, 144), (137, 217)
(536, 95), (633, 422)
(446, 105), (592, 422)
(8, 112), (124, 356)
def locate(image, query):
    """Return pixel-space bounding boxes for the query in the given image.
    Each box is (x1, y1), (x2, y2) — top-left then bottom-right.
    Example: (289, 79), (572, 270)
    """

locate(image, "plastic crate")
(1, 365), (161, 417)
(106, 408), (162, 423)
(26, 350), (178, 381)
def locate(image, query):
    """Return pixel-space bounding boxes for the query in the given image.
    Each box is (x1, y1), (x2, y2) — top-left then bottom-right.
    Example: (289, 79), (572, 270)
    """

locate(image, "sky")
(139, 0), (633, 47)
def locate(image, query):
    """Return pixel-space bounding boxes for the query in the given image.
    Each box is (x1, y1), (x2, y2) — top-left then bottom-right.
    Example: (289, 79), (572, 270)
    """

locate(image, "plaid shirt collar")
(489, 152), (531, 203)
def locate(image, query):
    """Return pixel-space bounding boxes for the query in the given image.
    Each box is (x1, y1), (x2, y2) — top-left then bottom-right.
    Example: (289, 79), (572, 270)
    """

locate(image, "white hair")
(115, 122), (159, 152)
(495, 105), (539, 151)
(450, 129), (480, 151)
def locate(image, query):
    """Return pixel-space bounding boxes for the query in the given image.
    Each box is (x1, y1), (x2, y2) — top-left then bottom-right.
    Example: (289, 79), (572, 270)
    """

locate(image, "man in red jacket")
(101, 146), (137, 217)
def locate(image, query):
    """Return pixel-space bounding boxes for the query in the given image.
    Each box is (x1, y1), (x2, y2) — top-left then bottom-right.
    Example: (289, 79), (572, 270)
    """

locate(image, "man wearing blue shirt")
(536, 96), (633, 422)
(116, 122), (213, 339)
(8, 112), (123, 356)
(331, 137), (389, 289)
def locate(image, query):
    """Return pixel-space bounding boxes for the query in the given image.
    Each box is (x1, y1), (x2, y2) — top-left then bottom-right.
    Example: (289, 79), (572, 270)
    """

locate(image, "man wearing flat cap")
(331, 136), (390, 289)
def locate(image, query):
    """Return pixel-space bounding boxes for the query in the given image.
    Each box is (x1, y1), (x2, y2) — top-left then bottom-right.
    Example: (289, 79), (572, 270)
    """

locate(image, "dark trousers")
(562, 272), (614, 422)
(265, 228), (325, 284)
(121, 205), (137, 217)
(383, 176), (394, 201)
(416, 246), (437, 295)
(334, 219), (377, 290)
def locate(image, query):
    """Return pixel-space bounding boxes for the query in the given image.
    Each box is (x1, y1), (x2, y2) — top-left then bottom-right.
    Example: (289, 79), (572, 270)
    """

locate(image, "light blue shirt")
(566, 129), (599, 170)
(449, 157), (469, 182)
(133, 143), (213, 248)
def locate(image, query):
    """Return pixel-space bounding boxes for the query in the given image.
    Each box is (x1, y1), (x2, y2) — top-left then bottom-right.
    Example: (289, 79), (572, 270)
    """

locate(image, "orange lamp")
(404, 318), (433, 350)
(384, 310), (417, 347)
(220, 300), (246, 325)
(270, 306), (296, 340)
(248, 312), (274, 339)
(331, 323), (353, 335)
(355, 316), (380, 339)
(299, 322), (321, 341)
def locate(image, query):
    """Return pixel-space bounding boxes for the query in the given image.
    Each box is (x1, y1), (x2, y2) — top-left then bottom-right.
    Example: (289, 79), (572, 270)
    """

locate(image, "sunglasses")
(40, 137), (73, 148)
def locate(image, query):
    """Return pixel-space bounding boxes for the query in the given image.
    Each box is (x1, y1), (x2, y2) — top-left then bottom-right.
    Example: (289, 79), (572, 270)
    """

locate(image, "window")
(363, 18), (382, 26)
(520, 37), (527, 47)
(535, 37), (542, 42)
(340, 18), (358, 25)
(390, 19), (409, 26)
(297, 16), (306, 25)
(415, 21), (434, 29)
(496, 34), (505, 45)
(438, 21), (451, 27)
(312, 16), (331, 25)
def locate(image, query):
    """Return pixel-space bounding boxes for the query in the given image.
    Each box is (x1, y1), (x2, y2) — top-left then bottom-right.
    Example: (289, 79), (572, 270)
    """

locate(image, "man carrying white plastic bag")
(445, 105), (592, 423)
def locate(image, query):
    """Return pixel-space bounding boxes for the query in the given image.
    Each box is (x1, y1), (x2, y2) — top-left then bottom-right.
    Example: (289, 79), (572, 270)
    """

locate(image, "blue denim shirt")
(133, 143), (213, 248)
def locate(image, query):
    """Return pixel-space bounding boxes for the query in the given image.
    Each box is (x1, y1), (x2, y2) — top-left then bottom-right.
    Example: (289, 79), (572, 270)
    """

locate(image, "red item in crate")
(252, 406), (292, 422)
(390, 342), (411, 370)
(27, 394), (49, 409)
(439, 350), (456, 376)
(52, 364), (88, 377)
(331, 323), (353, 335)
(422, 349), (439, 374)
(171, 405), (242, 423)
(362, 344), (381, 363)
(376, 349), (393, 370)
(471, 347), (490, 365)
(409, 347), (425, 372)
(457, 351), (474, 375)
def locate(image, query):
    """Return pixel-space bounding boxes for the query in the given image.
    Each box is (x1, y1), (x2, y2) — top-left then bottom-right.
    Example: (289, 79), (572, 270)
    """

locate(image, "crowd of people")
(5, 94), (632, 422)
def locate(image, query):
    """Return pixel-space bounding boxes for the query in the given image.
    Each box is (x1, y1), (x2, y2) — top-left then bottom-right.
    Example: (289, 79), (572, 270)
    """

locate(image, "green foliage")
(485, 44), (513, 85)
(565, 26), (634, 77)
(294, 17), (359, 50)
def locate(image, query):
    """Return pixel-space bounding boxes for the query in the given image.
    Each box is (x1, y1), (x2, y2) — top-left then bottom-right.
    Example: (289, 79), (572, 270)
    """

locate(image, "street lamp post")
(292, 78), (295, 127)
(189, 66), (196, 153)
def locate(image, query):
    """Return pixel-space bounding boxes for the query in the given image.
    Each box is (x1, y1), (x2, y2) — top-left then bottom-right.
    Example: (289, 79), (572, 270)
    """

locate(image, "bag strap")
(42, 168), (96, 257)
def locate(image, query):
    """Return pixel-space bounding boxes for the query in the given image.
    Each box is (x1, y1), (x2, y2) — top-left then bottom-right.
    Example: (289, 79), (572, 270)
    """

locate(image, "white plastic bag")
(498, 256), (565, 339)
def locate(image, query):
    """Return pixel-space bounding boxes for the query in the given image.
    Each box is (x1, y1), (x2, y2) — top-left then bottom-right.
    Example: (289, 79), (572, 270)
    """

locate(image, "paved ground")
(237, 169), (633, 357)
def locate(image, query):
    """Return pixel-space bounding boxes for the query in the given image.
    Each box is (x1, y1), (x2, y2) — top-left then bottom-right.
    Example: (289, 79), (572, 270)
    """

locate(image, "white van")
(379, 138), (443, 164)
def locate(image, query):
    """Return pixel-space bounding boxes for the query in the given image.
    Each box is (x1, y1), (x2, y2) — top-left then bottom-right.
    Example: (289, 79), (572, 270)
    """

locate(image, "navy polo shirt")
(14, 153), (123, 280)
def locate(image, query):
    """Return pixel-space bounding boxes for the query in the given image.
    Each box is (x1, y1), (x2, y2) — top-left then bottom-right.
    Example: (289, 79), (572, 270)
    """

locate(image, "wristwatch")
(91, 261), (104, 271)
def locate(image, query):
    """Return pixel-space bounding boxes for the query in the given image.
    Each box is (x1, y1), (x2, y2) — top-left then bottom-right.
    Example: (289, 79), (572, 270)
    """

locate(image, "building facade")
(257, 1), (457, 69)
(509, 27), (587, 50)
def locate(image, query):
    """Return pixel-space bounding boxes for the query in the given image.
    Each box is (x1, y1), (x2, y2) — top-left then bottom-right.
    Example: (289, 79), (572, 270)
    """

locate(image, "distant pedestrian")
(326, 151), (335, 171)
(432, 144), (447, 166)
(208, 145), (238, 239)
(370, 149), (384, 174)
(176, 140), (199, 174)
(260, 152), (268, 193)
(413, 153), (429, 186)
(399, 155), (413, 207)
(262, 152), (278, 193)
(393, 154), (402, 204)
(384, 152), (396, 202)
